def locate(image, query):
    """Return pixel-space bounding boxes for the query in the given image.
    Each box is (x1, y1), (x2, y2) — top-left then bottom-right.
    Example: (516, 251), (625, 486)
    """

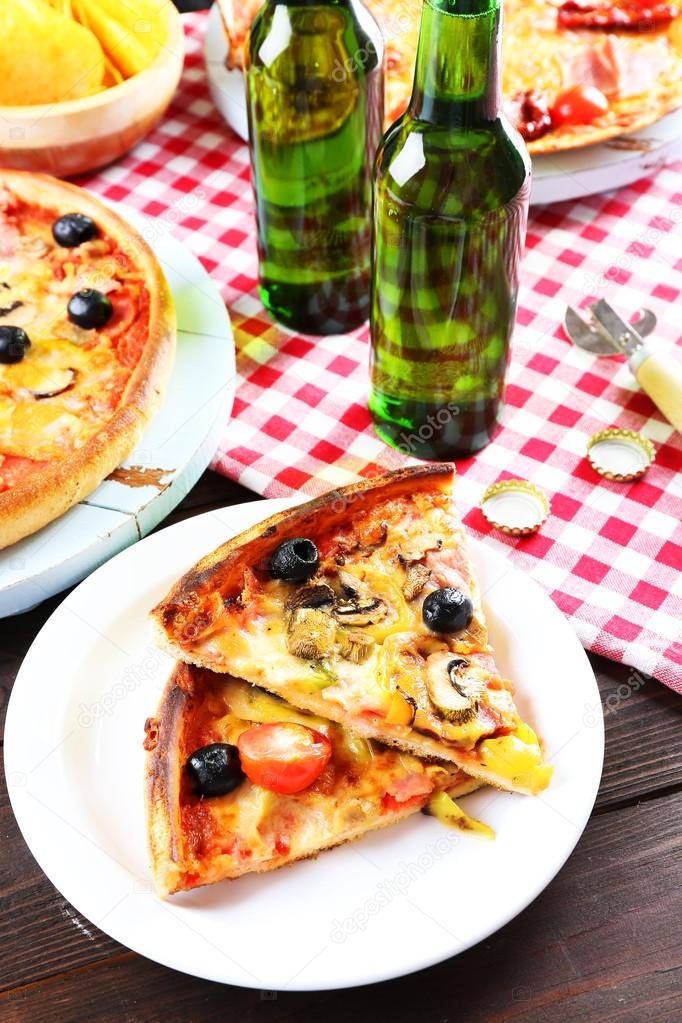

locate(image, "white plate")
(4, 498), (604, 991)
(204, 2), (682, 206)
(0, 205), (235, 617)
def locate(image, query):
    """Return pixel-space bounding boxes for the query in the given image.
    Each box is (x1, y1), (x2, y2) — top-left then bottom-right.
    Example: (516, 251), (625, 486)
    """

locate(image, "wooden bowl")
(0, 4), (184, 178)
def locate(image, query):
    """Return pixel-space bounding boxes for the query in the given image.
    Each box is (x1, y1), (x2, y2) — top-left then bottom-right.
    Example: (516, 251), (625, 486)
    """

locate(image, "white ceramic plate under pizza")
(204, 2), (682, 206)
(0, 205), (235, 617)
(4, 498), (604, 991)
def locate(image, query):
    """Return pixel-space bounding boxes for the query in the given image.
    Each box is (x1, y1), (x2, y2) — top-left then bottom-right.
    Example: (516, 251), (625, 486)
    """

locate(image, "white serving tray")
(0, 207), (236, 617)
(204, 2), (682, 206)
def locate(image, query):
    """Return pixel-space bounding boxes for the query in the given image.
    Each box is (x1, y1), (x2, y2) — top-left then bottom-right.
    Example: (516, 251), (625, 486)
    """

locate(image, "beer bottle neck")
(409, 0), (501, 127)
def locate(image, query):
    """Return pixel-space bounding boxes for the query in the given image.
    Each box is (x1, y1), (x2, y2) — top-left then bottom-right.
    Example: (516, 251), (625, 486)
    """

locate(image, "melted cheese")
(0, 199), (146, 471)
(185, 677), (459, 871)
(194, 502), (518, 754)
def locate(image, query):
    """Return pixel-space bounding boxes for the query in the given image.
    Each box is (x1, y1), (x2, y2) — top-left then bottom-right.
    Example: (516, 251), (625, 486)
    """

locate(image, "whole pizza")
(217, 0), (682, 153)
(0, 171), (176, 549)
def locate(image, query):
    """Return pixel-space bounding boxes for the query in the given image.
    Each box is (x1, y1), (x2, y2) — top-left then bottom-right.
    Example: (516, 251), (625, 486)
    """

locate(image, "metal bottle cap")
(479, 479), (550, 536)
(586, 428), (655, 482)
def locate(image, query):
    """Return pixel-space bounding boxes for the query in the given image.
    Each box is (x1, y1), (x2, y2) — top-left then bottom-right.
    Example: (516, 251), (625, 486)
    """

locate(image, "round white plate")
(0, 205), (235, 617)
(4, 498), (604, 991)
(204, 2), (682, 206)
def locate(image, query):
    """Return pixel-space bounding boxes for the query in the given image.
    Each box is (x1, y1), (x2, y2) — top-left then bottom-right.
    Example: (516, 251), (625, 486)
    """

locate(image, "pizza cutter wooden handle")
(630, 343), (682, 434)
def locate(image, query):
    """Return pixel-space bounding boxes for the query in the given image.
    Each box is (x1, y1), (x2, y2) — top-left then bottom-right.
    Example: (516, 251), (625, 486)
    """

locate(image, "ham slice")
(0, 218), (19, 259)
(560, 35), (669, 99)
(425, 546), (471, 592)
(385, 772), (435, 803)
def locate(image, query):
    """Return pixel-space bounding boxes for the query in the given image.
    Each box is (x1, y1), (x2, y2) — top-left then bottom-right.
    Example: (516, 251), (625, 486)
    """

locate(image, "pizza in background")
(217, 0), (682, 154)
(0, 171), (176, 548)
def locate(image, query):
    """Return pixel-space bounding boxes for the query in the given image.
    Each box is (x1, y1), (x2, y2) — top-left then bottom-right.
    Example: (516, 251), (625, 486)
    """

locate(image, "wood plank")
(0, 784), (120, 993)
(2, 790), (680, 1020)
(590, 658), (682, 811)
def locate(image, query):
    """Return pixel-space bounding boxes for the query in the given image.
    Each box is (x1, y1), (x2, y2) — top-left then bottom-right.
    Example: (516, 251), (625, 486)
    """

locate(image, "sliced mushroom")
(31, 367), (77, 399)
(402, 562), (431, 601)
(338, 630), (375, 664)
(286, 583), (335, 614)
(337, 570), (364, 599)
(333, 596), (387, 627)
(398, 536), (444, 564)
(425, 652), (485, 723)
(18, 235), (50, 258)
(331, 571), (388, 626)
(286, 607), (336, 659)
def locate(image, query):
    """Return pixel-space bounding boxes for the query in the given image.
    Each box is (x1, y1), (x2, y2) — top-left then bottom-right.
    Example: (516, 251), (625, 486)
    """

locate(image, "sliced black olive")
(186, 742), (245, 798)
(422, 587), (474, 634)
(270, 537), (319, 582)
(52, 213), (98, 248)
(0, 325), (30, 364)
(67, 289), (113, 330)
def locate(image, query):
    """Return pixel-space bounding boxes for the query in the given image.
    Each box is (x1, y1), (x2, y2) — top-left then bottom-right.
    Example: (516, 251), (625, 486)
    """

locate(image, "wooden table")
(1, 470), (681, 1022)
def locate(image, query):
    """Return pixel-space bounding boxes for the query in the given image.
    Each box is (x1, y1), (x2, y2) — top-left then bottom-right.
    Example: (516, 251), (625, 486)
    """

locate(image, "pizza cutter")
(564, 300), (682, 433)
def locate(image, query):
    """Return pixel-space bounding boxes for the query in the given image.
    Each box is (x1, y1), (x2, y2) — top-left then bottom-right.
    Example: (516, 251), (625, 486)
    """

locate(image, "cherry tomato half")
(551, 85), (609, 127)
(237, 722), (332, 794)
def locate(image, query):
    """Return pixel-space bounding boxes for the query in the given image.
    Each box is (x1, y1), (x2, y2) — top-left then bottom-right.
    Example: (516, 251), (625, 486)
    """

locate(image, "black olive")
(52, 213), (98, 248)
(269, 537), (319, 582)
(186, 743), (245, 798)
(0, 325), (30, 364)
(67, 289), (113, 329)
(422, 587), (474, 634)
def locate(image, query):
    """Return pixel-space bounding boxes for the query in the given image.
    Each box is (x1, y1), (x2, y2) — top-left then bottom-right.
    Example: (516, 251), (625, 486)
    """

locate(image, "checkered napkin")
(80, 12), (682, 691)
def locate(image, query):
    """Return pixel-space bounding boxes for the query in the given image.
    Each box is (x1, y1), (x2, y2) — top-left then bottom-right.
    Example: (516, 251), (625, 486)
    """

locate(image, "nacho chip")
(0, 0), (104, 106)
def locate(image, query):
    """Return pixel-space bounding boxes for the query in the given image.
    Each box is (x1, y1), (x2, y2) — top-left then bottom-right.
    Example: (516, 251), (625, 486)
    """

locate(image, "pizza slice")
(152, 466), (552, 796)
(144, 662), (484, 896)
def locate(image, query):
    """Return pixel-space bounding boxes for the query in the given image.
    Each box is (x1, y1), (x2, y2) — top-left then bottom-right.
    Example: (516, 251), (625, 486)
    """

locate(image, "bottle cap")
(479, 479), (550, 536)
(586, 428), (655, 482)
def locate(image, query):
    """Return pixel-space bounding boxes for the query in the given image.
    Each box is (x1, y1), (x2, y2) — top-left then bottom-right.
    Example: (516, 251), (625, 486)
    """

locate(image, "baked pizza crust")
(145, 661), (482, 896)
(153, 464), (453, 630)
(0, 170), (176, 549)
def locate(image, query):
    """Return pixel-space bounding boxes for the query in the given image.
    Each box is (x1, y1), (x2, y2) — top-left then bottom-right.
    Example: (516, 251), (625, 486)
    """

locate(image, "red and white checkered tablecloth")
(80, 12), (682, 690)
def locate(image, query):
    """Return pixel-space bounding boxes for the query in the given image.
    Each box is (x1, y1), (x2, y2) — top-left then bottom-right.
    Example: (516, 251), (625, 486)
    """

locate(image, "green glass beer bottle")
(245, 0), (384, 334)
(369, 0), (530, 457)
